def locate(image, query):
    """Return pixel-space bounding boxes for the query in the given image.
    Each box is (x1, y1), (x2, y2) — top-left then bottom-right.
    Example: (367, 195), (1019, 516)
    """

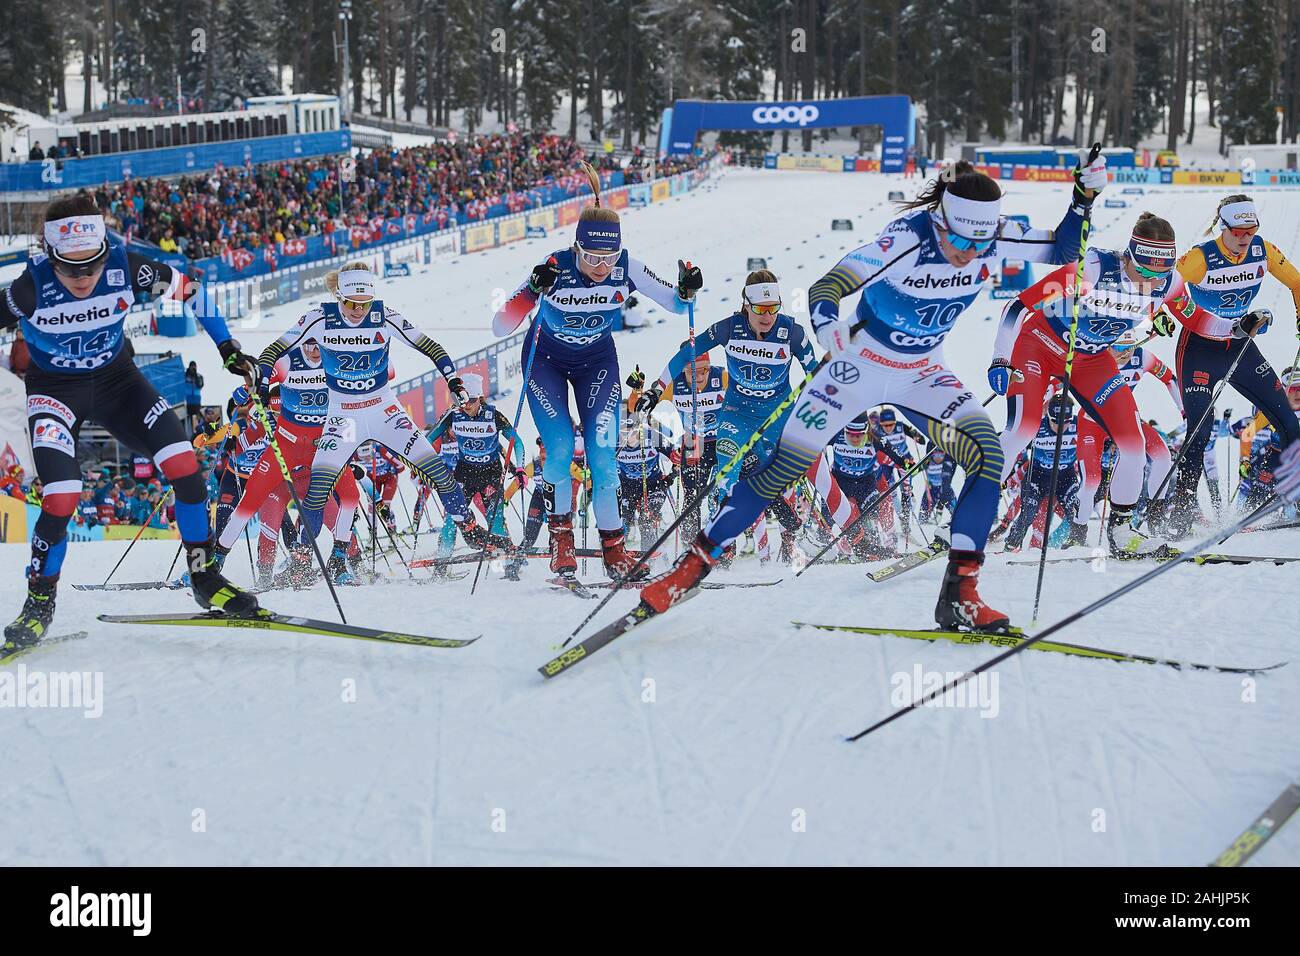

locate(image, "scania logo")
(751, 104), (820, 127)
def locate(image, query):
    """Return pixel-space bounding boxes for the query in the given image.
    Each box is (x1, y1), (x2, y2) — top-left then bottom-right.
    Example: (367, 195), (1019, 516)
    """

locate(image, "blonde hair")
(578, 161), (619, 225)
(1207, 194), (1253, 236)
(324, 259), (375, 296)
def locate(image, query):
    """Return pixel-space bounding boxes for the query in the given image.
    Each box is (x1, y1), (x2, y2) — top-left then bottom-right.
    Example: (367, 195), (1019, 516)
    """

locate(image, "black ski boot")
(187, 544), (260, 616)
(4, 576), (58, 651)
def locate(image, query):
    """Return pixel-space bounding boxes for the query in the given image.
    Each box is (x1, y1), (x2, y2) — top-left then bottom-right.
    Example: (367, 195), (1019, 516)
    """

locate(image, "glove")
(676, 259), (703, 300)
(446, 376), (467, 404)
(349, 463), (366, 481)
(527, 257), (560, 295)
(1231, 309), (1272, 338)
(1150, 306), (1177, 337)
(1073, 150), (1107, 203)
(625, 367), (646, 390)
(636, 383), (663, 414)
(815, 315), (855, 358)
(254, 365), (273, 408)
(1239, 460), (1252, 479)
(987, 359), (1017, 396)
(218, 338), (257, 379)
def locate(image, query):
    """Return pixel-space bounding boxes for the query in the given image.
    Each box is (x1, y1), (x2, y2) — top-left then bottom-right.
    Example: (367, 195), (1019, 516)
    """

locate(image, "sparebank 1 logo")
(752, 104), (821, 127)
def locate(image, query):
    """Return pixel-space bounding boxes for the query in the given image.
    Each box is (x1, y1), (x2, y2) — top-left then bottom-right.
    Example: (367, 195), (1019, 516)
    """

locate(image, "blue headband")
(576, 218), (621, 253)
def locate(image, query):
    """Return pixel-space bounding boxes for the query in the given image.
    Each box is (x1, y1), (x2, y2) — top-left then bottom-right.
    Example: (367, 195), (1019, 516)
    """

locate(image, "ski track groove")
(24, 711), (109, 866)
(1017, 653), (1068, 866)
(713, 699), (807, 865)
(617, 649), (671, 860)
(1094, 734), (1132, 866)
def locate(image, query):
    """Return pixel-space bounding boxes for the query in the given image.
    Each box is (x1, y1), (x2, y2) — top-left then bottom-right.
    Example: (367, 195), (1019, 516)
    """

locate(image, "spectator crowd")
(87, 129), (710, 261)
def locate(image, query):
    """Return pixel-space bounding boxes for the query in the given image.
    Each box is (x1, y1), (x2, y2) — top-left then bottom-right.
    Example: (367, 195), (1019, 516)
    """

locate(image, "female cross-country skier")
(640, 154), (1108, 632)
(491, 162), (702, 583)
(990, 211), (1180, 558)
(0, 193), (260, 651)
(257, 261), (503, 570)
(1160, 195), (1300, 537)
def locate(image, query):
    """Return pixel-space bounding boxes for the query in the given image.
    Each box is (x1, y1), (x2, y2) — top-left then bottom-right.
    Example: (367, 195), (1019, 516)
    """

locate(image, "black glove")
(528, 257), (560, 295)
(218, 338), (257, 378)
(446, 376), (467, 403)
(254, 365), (273, 408)
(349, 462), (366, 481)
(1151, 306), (1177, 337)
(1232, 309), (1272, 338)
(625, 366), (646, 390)
(677, 259), (703, 300)
(636, 383), (663, 414)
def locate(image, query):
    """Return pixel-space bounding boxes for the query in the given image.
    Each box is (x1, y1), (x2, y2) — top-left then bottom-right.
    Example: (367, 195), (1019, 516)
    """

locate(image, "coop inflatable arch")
(662, 95), (915, 173)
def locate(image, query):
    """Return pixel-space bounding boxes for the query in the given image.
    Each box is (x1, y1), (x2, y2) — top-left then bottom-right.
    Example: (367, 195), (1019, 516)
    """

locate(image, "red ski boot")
(548, 514), (577, 574)
(641, 534), (719, 613)
(934, 550), (1011, 633)
(599, 528), (648, 582)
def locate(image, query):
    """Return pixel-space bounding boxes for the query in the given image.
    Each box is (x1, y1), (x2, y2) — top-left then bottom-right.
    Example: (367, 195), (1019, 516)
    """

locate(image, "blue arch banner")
(666, 96), (914, 173)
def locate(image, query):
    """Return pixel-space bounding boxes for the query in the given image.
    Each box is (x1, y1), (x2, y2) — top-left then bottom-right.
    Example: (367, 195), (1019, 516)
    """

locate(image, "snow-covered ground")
(5, 168), (1299, 866)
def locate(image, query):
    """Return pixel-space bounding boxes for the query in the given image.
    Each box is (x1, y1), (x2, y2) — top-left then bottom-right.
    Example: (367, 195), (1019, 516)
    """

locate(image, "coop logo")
(752, 104), (820, 127)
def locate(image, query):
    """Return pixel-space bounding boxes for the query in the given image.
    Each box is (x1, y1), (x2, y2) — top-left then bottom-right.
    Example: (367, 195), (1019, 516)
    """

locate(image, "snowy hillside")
(4, 168), (1298, 866)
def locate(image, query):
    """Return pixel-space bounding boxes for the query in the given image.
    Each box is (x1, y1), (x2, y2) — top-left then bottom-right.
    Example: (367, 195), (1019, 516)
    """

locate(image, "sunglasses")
(339, 296), (373, 310)
(747, 302), (781, 315)
(578, 248), (619, 267)
(1225, 226), (1258, 240)
(50, 250), (108, 278)
(941, 226), (996, 254)
(1132, 261), (1173, 280)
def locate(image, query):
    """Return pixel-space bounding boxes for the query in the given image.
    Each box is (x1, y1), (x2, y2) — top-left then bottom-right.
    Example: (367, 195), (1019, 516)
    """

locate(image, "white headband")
(336, 269), (376, 301)
(743, 282), (780, 305)
(44, 215), (107, 259)
(940, 190), (1001, 241)
(1219, 200), (1259, 231)
(460, 372), (485, 399)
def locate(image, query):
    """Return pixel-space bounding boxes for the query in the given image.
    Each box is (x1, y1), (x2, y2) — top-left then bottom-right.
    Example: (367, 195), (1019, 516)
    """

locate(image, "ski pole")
(251, 392), (347, 624)
(474, 312), (541, 586)
(567, 324), (869, 642)
(1141, 323), (1263, 527)
(103, 489), (172, 586)
(848, 493), (1285, 742)
(797, 392), (1001, 577)
(1028, 142), (1101, 626)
